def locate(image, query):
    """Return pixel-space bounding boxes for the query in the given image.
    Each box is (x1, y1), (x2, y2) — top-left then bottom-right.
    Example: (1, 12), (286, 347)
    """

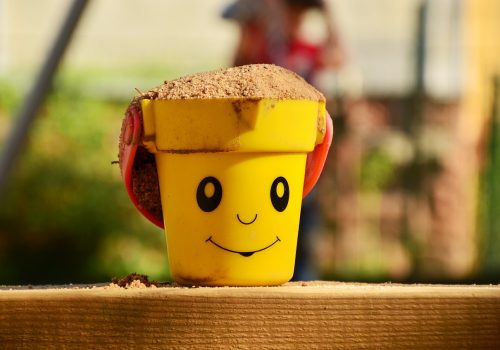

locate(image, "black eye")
(270, 176), (289, 212)
(197, 176), (222, 212)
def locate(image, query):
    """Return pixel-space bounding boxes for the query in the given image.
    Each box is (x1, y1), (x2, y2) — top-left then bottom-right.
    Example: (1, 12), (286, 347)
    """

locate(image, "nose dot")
(276, 182), (285, 197)
(204, 182), (215, 198)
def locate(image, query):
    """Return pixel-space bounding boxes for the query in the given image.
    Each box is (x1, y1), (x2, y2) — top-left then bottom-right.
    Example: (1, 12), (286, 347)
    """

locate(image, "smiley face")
(197, 175), (290, 257)
(155, 152), (307, 286)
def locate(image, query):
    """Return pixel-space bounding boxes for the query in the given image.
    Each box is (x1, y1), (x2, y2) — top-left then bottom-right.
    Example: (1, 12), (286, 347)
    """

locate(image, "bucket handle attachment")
(302, 113), (333, 198)
(120, 105), (164, 228)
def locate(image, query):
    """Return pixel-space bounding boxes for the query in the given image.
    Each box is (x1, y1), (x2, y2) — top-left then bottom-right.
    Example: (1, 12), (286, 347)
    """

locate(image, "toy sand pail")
(140, 98), (332, 286)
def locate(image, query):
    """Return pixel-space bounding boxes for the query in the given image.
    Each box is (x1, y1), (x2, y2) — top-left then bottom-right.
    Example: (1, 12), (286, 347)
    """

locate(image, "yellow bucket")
(140, 98), (330, 286)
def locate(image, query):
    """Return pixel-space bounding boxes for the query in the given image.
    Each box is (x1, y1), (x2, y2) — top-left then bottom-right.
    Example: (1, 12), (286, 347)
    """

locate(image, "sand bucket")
(126, 97), (333, 286)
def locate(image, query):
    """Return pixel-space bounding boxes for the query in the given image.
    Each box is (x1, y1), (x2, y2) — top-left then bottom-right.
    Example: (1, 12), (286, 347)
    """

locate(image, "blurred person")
(223, 0), (344, 80)
(223, 0), (345, 280)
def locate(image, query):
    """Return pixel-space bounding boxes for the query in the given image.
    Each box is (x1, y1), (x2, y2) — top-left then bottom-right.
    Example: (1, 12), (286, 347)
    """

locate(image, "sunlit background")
(0, 0), (498, 284)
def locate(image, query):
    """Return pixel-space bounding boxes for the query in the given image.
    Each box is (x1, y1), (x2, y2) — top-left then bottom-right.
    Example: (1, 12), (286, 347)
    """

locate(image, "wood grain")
(0, 282), (499, 349)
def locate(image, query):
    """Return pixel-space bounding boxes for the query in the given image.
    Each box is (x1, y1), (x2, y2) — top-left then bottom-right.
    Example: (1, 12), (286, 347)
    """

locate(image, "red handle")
(121, 106), (164, 228)
(303, 113), (333, 198)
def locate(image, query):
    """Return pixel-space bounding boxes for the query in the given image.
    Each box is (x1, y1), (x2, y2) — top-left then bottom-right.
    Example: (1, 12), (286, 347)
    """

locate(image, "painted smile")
(205, 236), (281, 257)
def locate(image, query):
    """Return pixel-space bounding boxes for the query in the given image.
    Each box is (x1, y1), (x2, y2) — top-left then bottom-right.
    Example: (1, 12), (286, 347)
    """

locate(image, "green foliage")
(0, 80), (20, 114)
(479, 78), (500, 279)
(0, 74), (169, 284)
(359, 150), (395, 191)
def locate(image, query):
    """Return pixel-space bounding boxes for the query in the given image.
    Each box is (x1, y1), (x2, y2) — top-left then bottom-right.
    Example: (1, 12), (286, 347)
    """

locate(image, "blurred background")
(0, 0), (498, 285)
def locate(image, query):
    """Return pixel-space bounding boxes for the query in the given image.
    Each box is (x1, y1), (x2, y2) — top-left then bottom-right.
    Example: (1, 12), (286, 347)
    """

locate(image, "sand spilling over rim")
(134, 64), (325, 102)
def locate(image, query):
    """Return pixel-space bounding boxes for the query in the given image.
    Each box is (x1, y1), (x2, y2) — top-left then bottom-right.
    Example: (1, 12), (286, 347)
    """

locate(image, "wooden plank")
(0, 282), (499, 349)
